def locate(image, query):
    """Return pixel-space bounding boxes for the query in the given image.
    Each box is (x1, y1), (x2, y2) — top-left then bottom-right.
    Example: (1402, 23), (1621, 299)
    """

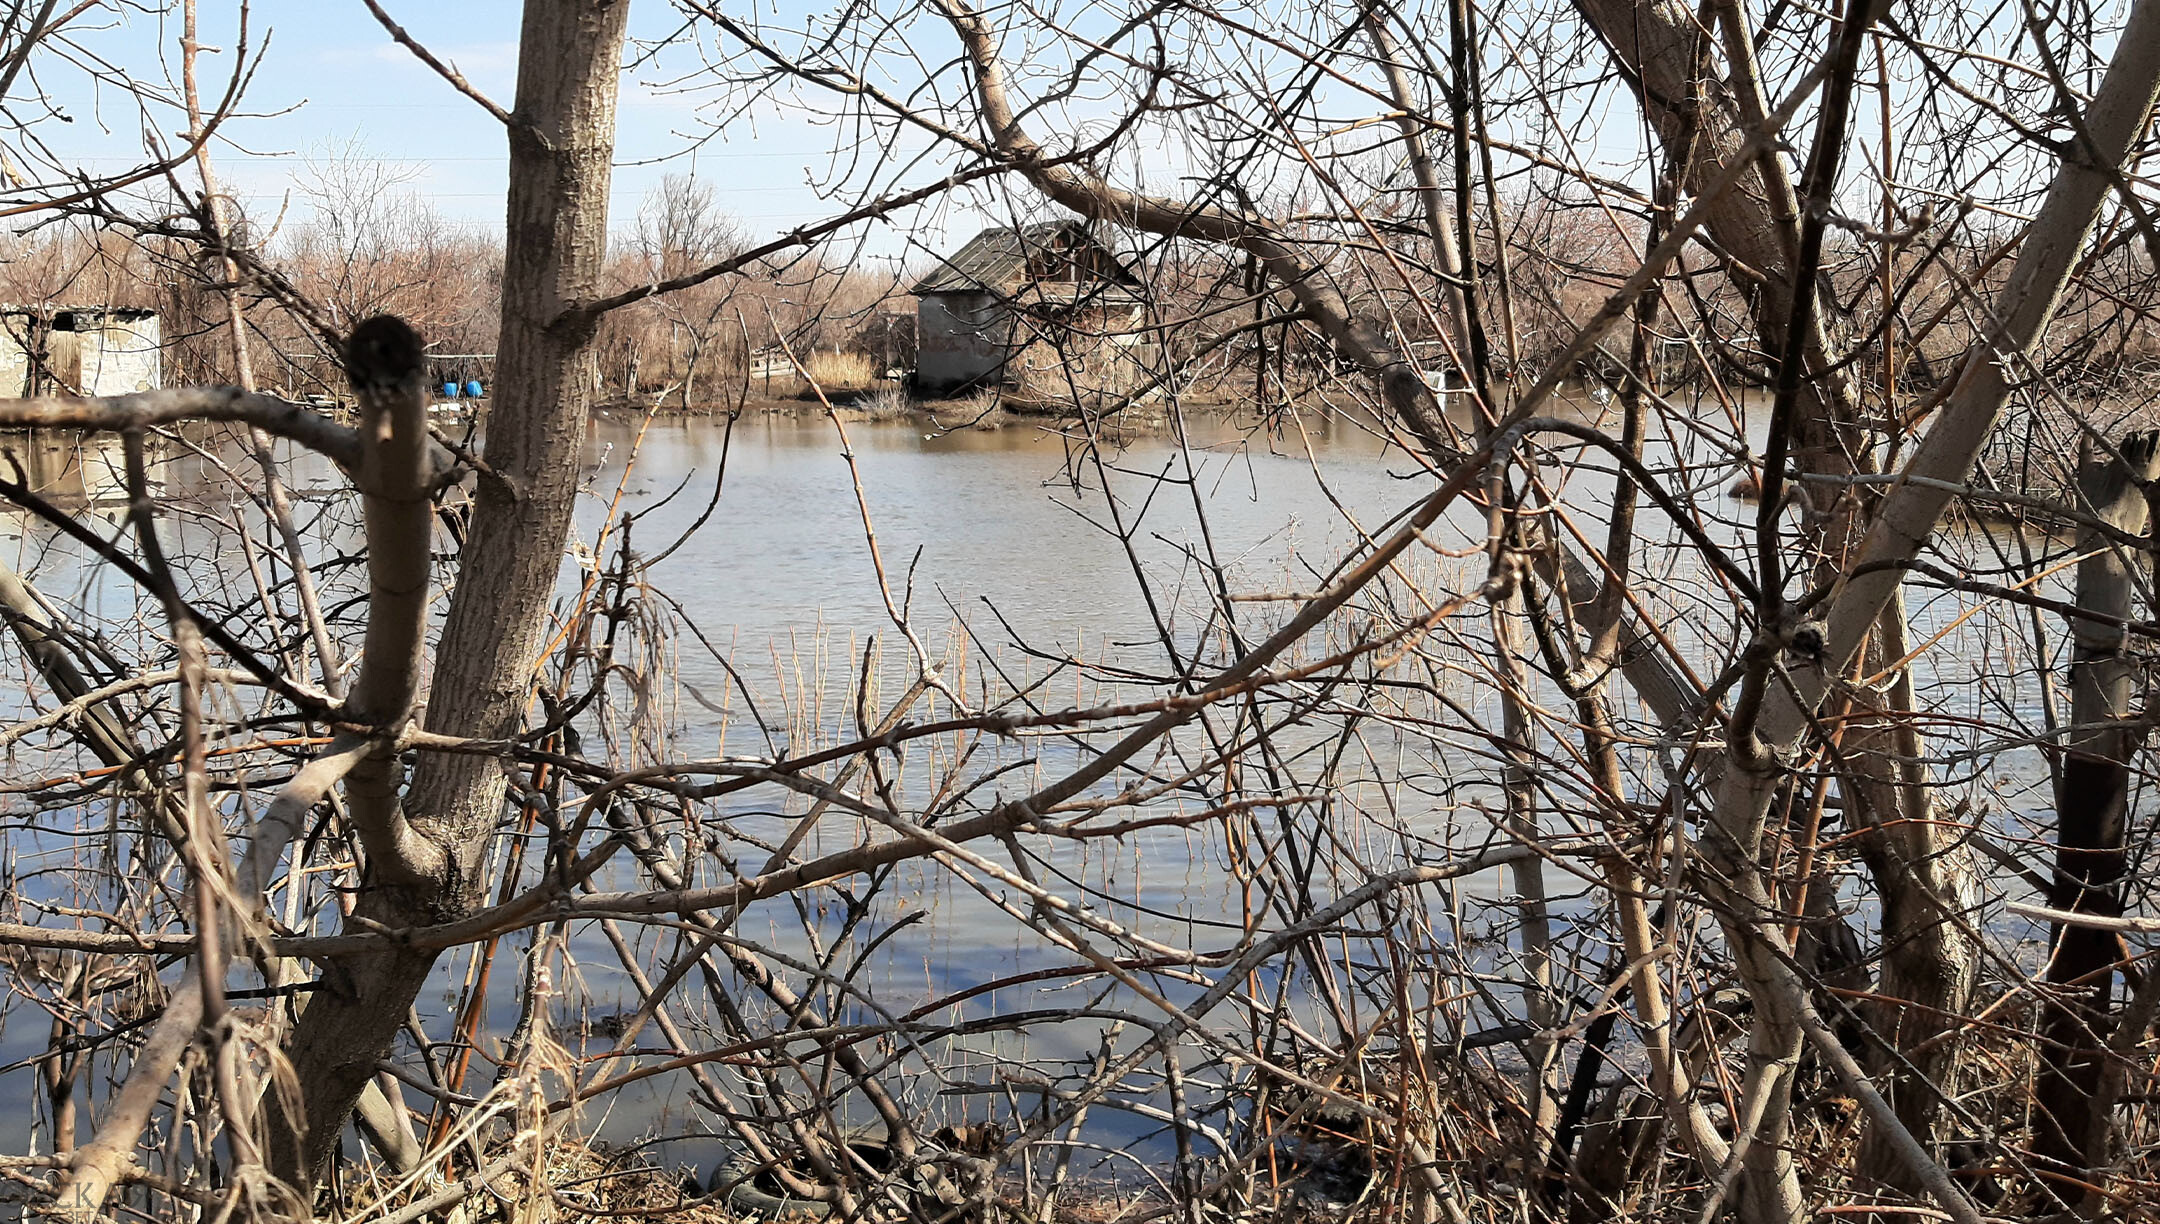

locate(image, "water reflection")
(0, 401), (2076, 1187)
(562, 410), (1538, 1174)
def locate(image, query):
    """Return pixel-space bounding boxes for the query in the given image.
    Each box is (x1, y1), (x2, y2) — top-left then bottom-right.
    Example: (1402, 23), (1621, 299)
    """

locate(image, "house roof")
(0, 304), (158, 321)
(912, 221), (1143, 296)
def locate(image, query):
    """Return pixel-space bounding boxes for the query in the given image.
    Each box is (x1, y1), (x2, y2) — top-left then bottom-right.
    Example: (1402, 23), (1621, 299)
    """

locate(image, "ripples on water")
(0, 400), (2071, 1183)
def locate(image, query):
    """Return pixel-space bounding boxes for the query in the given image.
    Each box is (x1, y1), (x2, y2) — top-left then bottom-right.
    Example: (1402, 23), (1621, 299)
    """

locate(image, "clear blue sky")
(32, 1), (994, 270)
(28, 0), (2074, 278)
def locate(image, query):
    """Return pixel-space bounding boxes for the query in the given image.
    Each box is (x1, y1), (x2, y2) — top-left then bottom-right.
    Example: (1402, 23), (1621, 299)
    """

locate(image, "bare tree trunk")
(1697, 3), (2160, 1217)
(1360, 0), (1471, 351)
(266, 0), (631, 1189)
(2034, 431), (2159, 1176)
(46, 341), (429, 1220)
(1576, 0), (1860, 475)
(1846, 591), (1979, 1197)
(1360, 0), (1562, 1135)
(1575, 0), (1984, 1196)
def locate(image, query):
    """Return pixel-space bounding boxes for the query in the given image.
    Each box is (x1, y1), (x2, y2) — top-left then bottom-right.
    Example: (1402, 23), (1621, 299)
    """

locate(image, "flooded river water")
(0, 397), (2067, 1187)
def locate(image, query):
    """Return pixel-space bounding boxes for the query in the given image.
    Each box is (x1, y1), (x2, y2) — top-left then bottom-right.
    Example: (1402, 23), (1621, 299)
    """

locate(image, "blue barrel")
(442, 381), (459, 398)
(465, 380), (485, 399)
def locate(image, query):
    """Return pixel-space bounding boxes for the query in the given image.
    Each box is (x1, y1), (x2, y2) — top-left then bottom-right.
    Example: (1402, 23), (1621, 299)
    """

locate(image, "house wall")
(915, 292), (1014, 393)
(0, 311), (162, 396)
(1004, 304), (1158, 404)
(918, 293), (1162, 400)
(46, 330), (80, 390)
(77, 314), (161, 395)
(0, 320), (28, 397)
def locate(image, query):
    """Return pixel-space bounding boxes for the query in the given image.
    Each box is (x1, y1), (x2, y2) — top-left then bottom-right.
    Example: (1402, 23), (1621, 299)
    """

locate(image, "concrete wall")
(915, 292), (1014, 393)
(1005, 304), (1157, 402)
(917, 293), (1161, 399)
(0, 311), (162, 396)
(76, 313), (161, 395)
(0, 320), (29, 397)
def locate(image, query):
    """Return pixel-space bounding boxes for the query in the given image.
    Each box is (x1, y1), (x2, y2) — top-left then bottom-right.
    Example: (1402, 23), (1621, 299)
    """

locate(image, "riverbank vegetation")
(2, 1), (2160, 1223)
(6, 124), (2160, 422)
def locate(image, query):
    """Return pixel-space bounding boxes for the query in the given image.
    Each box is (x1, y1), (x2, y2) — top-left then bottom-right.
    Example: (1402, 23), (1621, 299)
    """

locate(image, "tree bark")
(1695, 2), (2160, 1216)
(266, 0), (632, 1190)
(1575, 0), (1860, 476)
(1574, 0), (1985, 1198)
(2034, 430), (2159, 1177)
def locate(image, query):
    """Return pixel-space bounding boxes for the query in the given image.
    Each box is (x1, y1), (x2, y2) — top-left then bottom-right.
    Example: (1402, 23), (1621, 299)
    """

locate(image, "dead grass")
(927, 386), (1008, 430)
(322, 1138), (732, 1224)
(802, 350), (880, 392)
(851, 383), (915, 420)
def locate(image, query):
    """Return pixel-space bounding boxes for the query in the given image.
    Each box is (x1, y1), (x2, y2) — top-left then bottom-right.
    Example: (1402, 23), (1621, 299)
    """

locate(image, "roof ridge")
(910, 220), (1141, 296)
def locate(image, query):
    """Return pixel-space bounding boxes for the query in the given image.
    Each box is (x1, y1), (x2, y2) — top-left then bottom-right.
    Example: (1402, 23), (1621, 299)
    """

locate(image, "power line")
(49, 151), (820, 163)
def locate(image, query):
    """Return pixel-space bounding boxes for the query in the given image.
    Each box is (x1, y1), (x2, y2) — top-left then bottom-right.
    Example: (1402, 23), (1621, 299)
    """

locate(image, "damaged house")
(912, 221), (1156, 401)
(0, 307), (162, 397)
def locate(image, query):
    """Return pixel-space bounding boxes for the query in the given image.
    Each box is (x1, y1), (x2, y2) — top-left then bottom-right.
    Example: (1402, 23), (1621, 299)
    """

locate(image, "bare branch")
(360, 0), (514, 127)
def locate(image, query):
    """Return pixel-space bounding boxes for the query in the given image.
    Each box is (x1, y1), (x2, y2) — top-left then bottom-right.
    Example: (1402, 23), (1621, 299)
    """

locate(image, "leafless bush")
(4, 3), (2160, 1224)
